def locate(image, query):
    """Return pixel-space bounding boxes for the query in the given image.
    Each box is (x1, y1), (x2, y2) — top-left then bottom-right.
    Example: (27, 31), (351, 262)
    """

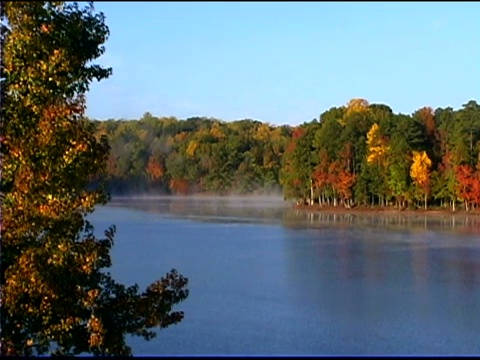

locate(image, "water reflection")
(110, 196), (287, 224)
(110, 197), (480, 235)
(282, 209), (480, 235)
(281, 221), (480, 354)
(410, 237), (429, 290)
(99, 198), (480, 354)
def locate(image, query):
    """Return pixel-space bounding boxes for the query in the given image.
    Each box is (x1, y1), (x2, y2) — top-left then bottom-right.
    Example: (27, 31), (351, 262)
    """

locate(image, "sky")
(86, 2), (480, 126)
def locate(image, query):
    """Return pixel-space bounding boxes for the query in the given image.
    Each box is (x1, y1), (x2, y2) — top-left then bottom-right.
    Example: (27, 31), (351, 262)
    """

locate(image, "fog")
(102, 196), (480, 235)
(110, 194), (289, 208)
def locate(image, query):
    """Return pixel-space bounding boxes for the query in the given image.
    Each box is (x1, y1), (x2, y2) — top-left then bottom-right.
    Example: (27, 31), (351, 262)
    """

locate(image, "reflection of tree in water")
(453, 247), (480, 292)
(364, 237), (384, 284)
(282, 210), (480, 234)
(333, 230), (384, 285)
(109, 199), (480, 233)
(410, 240), (429, 291)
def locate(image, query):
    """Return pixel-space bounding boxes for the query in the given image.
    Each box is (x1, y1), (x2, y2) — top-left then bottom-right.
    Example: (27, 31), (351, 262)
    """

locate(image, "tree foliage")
(366, 123), (389, 165)
(89, 95), (480, 212)
(279, 98), (480, 211)
(95, 116), (291, 196)
(0, 2), (188, 356)
(410, 151), (432, 209)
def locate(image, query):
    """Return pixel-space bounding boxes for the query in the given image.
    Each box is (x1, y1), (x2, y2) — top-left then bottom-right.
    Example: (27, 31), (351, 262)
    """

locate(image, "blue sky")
(86, 2), (480, 126)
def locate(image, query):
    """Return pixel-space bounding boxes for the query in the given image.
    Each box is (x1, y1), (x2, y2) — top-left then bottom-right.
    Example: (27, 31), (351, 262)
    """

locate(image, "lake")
(88, 196), (480, 356)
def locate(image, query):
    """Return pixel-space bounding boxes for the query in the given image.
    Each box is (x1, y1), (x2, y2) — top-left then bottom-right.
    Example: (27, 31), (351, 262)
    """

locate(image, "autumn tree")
(410, 151), (432, 209)
(455, 164), (476, 211)
(281, 127), (307, 202)
(413, 106), (438, 161)
(146, 155), (165, 183)
(344, 98), (370, 119)
(366, 123), (390, 206)
(366, 123), (389, 164)
(473, 162), (480, 209)
(0, 2), (188, 356)
(334, 143), (356, 207)
(313, 149), (330, 206)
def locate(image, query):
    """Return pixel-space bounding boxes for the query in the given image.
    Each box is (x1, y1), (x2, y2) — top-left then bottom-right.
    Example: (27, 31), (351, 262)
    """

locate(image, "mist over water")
(90, 197), (480, 355)
(108, 195), (480, 234)
(109, 195), (288, 225)
(111, 194), (287, 205)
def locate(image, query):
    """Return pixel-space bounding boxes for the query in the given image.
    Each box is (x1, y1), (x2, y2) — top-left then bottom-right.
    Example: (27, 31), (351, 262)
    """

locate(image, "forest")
(92, 98), (480, 211)
(92, 114), (292, 195)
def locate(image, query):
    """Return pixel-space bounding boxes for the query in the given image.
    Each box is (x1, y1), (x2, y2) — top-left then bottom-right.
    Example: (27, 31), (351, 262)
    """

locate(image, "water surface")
(89, 197), (480, 355)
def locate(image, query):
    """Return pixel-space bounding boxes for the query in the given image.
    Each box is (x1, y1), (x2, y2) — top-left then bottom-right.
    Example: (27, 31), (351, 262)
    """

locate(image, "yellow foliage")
(186, 140), (199, 157)
(345, 98), (370, 118)
(366, 123), (389, 164)
(210, 123), (225, 139)
(88, 315), (104, 348)
(410, 151), (432, 187)
(254, 124), (271, 142)
(63, 142), (87, 165)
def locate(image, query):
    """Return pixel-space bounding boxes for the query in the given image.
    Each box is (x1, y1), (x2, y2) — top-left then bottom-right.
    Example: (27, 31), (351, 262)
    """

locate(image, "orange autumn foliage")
(146, 156), (164, 182)
(169, 179), (189, 195)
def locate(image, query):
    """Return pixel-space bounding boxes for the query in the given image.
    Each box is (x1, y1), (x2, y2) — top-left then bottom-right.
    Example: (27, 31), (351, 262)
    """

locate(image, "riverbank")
(294, 204), (480, 218)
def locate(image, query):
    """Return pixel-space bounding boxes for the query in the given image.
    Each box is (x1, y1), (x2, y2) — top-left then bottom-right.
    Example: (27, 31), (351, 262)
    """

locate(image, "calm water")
(88, 197), (480, 356)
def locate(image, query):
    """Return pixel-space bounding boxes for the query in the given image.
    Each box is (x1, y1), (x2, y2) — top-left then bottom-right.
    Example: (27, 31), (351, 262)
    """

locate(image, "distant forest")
(91, 98), (480, 211)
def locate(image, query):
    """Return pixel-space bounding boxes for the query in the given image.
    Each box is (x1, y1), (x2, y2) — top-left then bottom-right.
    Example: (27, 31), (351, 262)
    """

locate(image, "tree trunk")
(310, 179), (314, 206)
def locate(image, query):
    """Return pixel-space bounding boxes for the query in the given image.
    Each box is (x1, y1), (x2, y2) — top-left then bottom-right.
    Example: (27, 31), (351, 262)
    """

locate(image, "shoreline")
(107, 194), (480, 218)
(294, 204), (480, 218)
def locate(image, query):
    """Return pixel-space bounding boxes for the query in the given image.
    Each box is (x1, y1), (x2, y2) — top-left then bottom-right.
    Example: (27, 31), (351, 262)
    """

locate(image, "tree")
(0, 2), (188, 356)
(365, 123), (390, 206)
(410, 151), (432, 209)
(366, 123), (389, 164)
(313, 149), (330, 206)
(344, 98), (370, 119)
(388, 160), (410, 208)
(455, 164), (475, 211)
(335, 143), (356, 207)
(281, 127), (314, 203)
(146, 154), (165, 183)
(435, 150), (460, 211)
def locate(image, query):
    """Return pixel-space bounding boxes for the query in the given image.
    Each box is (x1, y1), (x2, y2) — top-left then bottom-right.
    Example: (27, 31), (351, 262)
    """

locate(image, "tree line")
(92, 114), (292, 195)
(94, 98), (480, 211)
(281, 98), (480, 211)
